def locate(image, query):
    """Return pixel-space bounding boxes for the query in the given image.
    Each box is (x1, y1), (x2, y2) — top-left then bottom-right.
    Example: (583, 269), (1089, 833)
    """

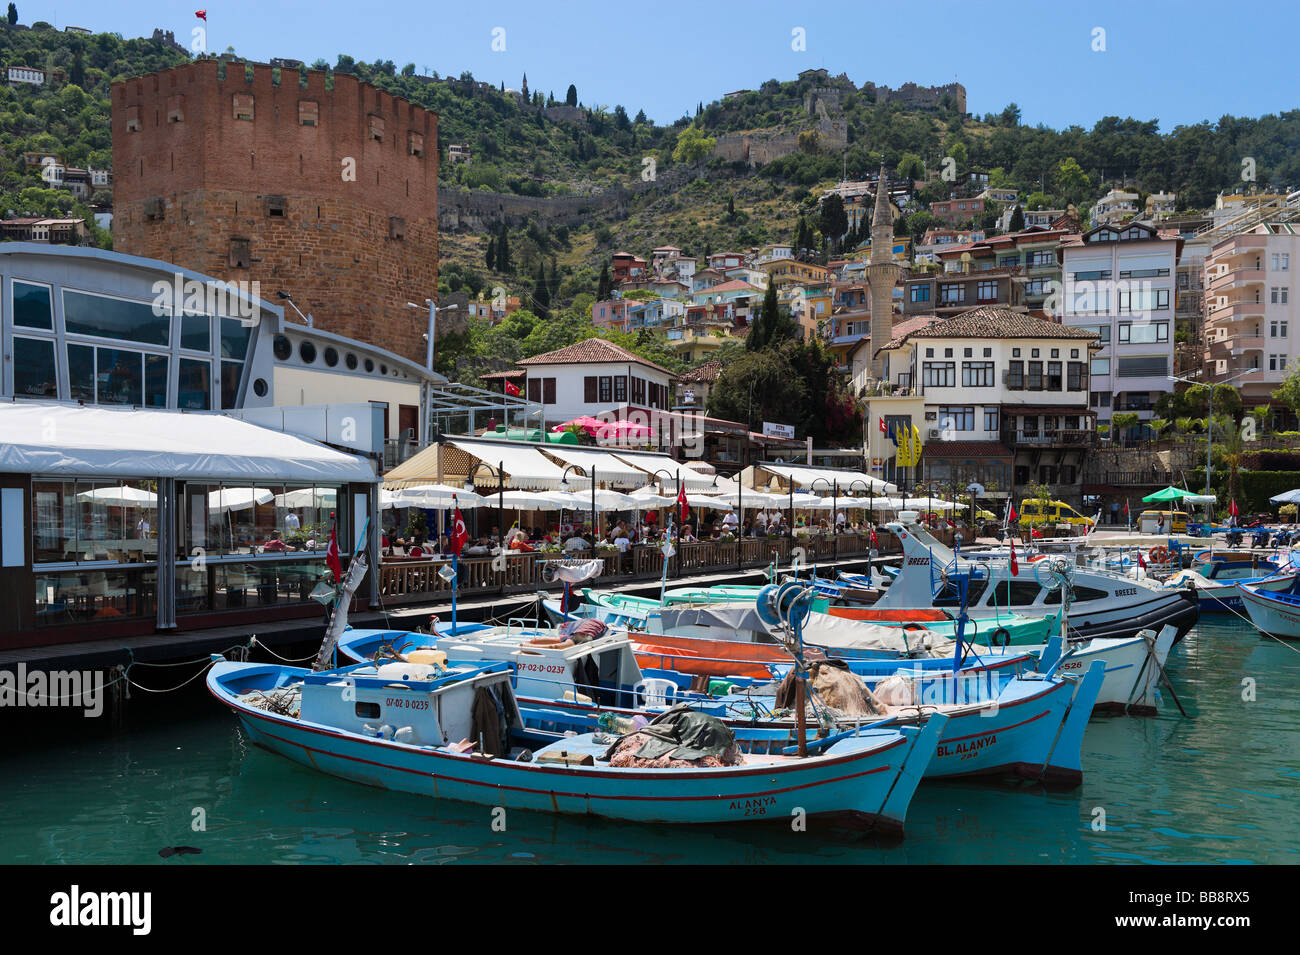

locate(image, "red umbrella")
(552, 416), (607, 433)
(597, 418), (651, 436)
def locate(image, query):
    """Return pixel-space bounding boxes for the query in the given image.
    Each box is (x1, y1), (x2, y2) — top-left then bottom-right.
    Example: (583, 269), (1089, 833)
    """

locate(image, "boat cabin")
(435, 624), (644, 708)
(298, 660), (521, 751)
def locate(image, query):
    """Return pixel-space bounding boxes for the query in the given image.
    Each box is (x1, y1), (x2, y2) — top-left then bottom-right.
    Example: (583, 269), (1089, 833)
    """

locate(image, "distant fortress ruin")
(714, 70), (967, 167)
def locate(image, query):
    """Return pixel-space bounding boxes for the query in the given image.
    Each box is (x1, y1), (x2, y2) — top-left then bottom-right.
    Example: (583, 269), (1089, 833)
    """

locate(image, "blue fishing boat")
(206, 657), (946, 833)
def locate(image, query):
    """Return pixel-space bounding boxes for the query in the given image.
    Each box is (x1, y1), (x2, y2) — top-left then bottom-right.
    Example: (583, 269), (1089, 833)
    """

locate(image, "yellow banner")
(895, 423), (923, 467)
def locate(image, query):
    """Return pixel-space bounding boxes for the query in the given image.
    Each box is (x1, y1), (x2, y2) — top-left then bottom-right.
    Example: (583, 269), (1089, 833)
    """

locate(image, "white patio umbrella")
(1270, 489), (1300, 504)
(381, 485), (486, 509)
(209, 487), (274, 513)
(628, 486), (677, 506)
(76, 485), (157, 507)
(274, 488), (337, 509)
(489, 490), (574, 510)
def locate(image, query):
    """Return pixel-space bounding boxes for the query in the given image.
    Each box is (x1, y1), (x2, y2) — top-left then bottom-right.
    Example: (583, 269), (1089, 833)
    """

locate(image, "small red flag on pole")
(1009, 537), (1019, 577)
(450, 503), (468, 556)
(677, 482), (689, 524)
(325, 512), (343, 580)
(195, 9), (207, 20)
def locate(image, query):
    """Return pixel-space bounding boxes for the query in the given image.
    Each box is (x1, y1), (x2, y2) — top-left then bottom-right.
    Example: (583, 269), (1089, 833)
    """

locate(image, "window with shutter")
(584, 376), (597, 402)
(614, 376), (627, 402)
(543, 378), (556, 404)
(528, 378), (541, 402)
(598, 377), (612, 402)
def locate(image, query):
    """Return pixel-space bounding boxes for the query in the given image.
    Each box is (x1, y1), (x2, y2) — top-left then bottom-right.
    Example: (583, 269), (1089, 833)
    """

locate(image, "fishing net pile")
(603, 704), (744, 767)
(239, 684), (302, 718)
(774, 659), (885, 718)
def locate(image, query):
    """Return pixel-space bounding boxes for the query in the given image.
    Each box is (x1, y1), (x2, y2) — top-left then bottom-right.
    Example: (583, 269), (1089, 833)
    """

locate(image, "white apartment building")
(867, 305), (1099, 495)
(1091, 189), (1140, 227)
(1060, 222), (1181, 432)
(514, 337), (675, 426)
(1203, 224), (1298, 405)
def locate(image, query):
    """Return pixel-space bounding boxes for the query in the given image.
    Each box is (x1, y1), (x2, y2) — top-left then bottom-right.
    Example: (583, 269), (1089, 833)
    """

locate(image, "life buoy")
(1149, 545), (1169, 564)
(991, 627), (1012, 647)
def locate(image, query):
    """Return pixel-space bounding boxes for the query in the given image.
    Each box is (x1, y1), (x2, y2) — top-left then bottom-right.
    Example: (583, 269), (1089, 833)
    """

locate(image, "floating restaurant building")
(0, 242), (446, 652)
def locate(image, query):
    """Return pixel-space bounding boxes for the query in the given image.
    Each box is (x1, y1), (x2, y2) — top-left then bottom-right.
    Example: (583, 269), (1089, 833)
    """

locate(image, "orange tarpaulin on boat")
(826, 607), (950, 623)
(632, 636), (790, 680)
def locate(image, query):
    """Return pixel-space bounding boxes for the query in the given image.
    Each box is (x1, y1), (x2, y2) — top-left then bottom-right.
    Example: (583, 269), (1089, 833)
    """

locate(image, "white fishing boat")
(876, 515), (1200, 643)
(1238, 577), (1300, 639)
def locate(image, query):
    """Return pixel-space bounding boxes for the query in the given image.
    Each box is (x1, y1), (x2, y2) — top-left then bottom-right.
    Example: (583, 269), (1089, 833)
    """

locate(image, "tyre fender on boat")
(991, 627), (1012, 647)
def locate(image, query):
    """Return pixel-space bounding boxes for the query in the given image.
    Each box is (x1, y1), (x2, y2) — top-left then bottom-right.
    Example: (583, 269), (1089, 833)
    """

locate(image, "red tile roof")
(679, 359), (722, 383)
(517, 337), (676, 376)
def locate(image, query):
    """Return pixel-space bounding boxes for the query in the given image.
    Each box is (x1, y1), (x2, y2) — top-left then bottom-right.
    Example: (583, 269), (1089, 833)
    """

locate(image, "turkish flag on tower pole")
(195, 10), (207, 20)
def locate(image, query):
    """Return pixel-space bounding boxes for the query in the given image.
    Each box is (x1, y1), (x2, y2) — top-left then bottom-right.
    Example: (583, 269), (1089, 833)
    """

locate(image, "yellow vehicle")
(1017, 499), (1094, 528)
(1137, 509), (1189, 534)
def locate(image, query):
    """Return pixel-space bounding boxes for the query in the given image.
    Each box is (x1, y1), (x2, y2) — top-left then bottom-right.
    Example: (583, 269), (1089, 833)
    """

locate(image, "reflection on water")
(1, 617), (1296, 864)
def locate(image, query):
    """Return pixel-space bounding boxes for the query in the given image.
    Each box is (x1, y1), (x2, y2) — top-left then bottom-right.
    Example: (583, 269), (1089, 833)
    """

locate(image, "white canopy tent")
(447, 437), (589, 491)
(541, 445), (648, 489)
(610, 451), (719, 492)
(0, 402), (377, 483)
(758, 463), (896, 495)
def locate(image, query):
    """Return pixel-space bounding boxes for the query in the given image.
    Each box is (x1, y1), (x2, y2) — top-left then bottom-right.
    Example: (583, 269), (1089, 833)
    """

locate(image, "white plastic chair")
(633, 678), (677, 708)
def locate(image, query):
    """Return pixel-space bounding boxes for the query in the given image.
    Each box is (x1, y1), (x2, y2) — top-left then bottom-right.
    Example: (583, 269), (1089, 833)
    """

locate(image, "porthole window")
(252, 378), (269, 397)
(299, 341), (317, 363)
(345, 353), (358, 370)
(364, 358), (374, 372)
(324, 346), (339, 367)
(273, 335), (291, 360)
(379, 363), (388, 376)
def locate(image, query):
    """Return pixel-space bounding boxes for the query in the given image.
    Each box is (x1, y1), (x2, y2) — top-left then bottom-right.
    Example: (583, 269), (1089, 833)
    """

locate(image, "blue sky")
(34, 0), (1300, 130)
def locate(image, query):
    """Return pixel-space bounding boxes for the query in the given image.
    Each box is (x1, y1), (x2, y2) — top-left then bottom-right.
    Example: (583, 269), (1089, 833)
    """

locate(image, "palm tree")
(1213, 412), (1245, 507)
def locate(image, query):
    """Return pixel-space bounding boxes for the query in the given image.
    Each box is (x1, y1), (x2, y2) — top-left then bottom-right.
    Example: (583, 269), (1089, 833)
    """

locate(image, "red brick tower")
(112, 60), (438, 364)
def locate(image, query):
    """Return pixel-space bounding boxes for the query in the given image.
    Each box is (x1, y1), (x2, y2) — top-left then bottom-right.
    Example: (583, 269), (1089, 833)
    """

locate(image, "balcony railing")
(1002, 428), (1097, 448)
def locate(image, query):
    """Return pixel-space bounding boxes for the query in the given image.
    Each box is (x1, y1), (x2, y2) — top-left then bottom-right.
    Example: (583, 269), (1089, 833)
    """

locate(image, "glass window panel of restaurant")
(219, 317), (252, 409)
(13, 280), (54, 330)
(12, 336), (58, 398)
(30, 478), (159, 626)
(34, 566), (156, 628)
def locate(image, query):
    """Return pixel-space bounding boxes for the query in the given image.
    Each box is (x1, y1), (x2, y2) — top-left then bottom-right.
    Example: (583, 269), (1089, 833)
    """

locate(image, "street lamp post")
(559, 464), (597, 541)
(407, 299), (459, 373)
(1169, 369), (1257, 511)
(810, 477), (839, 564)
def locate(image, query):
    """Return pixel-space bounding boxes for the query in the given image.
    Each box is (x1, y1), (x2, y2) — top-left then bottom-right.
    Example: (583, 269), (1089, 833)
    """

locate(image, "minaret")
(867, 166), (900, 378)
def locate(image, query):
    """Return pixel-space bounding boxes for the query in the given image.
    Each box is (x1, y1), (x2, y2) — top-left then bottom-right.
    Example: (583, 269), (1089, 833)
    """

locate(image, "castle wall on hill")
(111, 60), (438, 363)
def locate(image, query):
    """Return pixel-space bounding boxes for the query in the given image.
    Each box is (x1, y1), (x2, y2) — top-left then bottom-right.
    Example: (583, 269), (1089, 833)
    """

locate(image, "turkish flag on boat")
(325, 513), (343, 580)
(1138, 550), (1147, 570)
(869, 525), (878, 549)
(195, 9), (207, 20)
(677, 482), (689, 524)
(1229, 499), (1239, 517)
(450, 504), (468, 557)
(1009, 537), (1019, 577)
(1006, 500), (1018, 524)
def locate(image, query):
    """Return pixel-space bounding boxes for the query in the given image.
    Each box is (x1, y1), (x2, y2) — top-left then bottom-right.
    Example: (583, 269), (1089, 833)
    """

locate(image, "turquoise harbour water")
(1, 616), (1297, 865)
